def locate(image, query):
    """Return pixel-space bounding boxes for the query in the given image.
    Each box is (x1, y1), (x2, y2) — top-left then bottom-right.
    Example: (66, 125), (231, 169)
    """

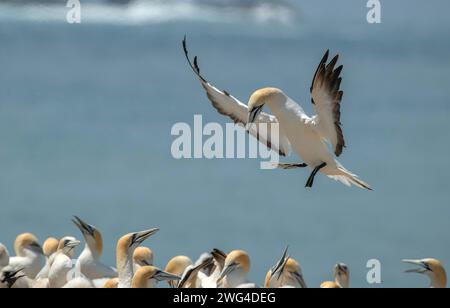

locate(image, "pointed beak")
(178, 258), (214, 288)
(72, 216), (95, 236)
(65, 239), (81, 249)
(2, 268), (25, 288)
(131, 228), (160, 246)
(271, 246), (290, 281)
(402, 259), (430, 274)
(217, 263), (237, 284)
(154, 270), (181, 282)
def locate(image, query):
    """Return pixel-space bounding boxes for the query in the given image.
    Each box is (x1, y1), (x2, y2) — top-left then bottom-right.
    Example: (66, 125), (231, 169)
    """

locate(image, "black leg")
(277, 163), (308, 170)
(305, 163), (327, 188)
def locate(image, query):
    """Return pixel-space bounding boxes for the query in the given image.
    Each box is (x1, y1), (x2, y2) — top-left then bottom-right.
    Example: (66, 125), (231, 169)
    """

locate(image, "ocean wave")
(0, 0), (298, 25)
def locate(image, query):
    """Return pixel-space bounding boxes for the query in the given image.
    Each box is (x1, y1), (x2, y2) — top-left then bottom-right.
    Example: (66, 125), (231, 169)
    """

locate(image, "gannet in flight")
(264, 247), (307, 288)
(183, 38), (371, 190)
(48, 237), (81, 288)
(0, 244), (9, 271)
(165, 256), (194, 288)
(217, 250), (257, 288)
(8, 233), (44, 279)
(320, 263), (350, 288)
(133, 246), (154, 272)
(132, 266), (181, 288)
(72, 216), (117, 279)
(403, 259), (447, 288)
(116, 228), (160, 288)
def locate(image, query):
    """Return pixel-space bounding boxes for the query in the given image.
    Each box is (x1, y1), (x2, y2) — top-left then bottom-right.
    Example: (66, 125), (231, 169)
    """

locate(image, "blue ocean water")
(0, 0), (449, 288)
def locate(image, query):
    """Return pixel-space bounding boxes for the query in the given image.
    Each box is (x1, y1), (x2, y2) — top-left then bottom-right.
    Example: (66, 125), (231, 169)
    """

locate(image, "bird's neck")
(80, 243), (100, 262)
(336, 275), (349, 288)
(117, 253), (134, 288)
(430, 272), (447, 288)
(224, 269), (247, 288)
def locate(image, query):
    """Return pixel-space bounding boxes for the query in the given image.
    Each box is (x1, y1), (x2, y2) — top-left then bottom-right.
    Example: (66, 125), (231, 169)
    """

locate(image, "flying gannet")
(72, 216), (117, 279)
(217, 250), (257, 288)
(320, 263), (350, 288)
(116, 228), (160, 288)
(132, 266), (181, 288)
(183, 38), (371, 190)
(8, 233), (44, 279)
(264, 247), (307, 288)
(403, 259), (447, 288)
(48, 237), (81, 288)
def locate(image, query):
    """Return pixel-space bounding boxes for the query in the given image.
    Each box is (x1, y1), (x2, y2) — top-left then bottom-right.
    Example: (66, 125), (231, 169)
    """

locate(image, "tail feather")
(328, 167), (372, 191)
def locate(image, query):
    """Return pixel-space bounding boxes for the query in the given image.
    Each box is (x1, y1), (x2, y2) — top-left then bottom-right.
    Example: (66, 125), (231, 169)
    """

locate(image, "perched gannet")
(403, 259), (447, 288)
(132, 266), (180, 288)
(0, 244), (9, 270)
(217, 250), (257, 288)
(48, 237), (81, 288)
(72, 216), (117, 279)
(320, 263), (350, 288)
(116, 228), (160, 288)
(165, 256), (193, 288)
(178, 255), (214, 288)
(8, 233), (44, 279)
(265, 247), (307, 288)
(133, 246), (154, 272)
(183, 38), (371, 190)
(43, 237), (59, 258)
(35, 237), (60, 281)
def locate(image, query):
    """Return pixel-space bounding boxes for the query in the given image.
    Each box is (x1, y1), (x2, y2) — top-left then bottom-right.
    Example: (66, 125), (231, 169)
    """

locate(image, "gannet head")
(403, 258), (447, 288)
(334, 263), (350, 288)
(0, 244), (9, 268)
(72, 216), (103, 257)
(265, 247), (307, 288)
(247, 88), (285, 124)
(103, 278), (119, 288)
(131, 266), (181, 288)
(165, 256), (193, 288)
(133, 247), (154, 267)
(14, 233), (43, 257)
(57, 237), (81, 258)
(116, 228), (159, 268)
(0, 266), (25, 289)
(42, 237), (59, 258)
(218, 250), (251, 284)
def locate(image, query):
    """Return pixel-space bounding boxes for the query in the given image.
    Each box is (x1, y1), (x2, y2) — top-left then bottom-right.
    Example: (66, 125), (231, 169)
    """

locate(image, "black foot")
(305, 163), (327, 188)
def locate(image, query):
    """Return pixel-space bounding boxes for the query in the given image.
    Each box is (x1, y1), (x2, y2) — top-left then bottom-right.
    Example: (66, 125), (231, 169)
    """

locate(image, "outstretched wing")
(310, 50), (346, 156)
(183, 38), (291, 157)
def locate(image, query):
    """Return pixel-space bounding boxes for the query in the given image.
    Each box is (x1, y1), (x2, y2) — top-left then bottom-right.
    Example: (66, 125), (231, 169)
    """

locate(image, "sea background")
(0, 0), (449, 288)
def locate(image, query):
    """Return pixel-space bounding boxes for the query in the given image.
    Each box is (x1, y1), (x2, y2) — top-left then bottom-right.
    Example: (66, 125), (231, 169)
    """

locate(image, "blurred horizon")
(0, 0), (449, 288)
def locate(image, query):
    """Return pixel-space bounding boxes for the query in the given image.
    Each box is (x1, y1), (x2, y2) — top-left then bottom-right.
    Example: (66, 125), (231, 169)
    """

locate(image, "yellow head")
(116, 228), (159, 270)
(133, 247), (154, 267)
(164, 255), (193, 288)
(14, 233), (43, 257)
(42, 237), (59, 257)
(57, 236), (81, 257)
(218, 250), (251, 284)
(403, 258), (447, 288)
(247, 88), (285, 123)
(103, 278), (119, 289)
(72, 216), (103, 256)
(131, 266), (181, 289)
